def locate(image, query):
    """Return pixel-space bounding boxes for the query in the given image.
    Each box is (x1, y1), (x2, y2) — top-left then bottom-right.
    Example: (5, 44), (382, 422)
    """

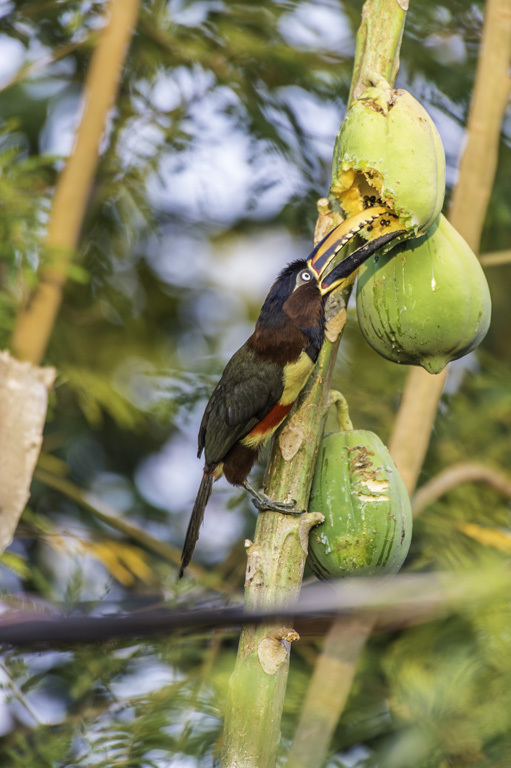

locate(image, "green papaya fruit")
(356, 214), (492, 374)
(308, 430), (412, 579)
(331, 77), (445, 240)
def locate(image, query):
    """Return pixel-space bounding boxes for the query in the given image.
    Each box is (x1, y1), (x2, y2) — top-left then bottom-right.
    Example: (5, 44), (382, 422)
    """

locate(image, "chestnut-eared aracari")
(180, 210), (405, 576)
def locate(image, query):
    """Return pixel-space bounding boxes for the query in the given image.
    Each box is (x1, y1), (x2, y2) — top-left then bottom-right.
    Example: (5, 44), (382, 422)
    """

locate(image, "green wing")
(198, 344), (283, 467)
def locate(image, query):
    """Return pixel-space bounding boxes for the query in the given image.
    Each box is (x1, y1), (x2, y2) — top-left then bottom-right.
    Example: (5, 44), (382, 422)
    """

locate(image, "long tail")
(179, 471), (214, 578)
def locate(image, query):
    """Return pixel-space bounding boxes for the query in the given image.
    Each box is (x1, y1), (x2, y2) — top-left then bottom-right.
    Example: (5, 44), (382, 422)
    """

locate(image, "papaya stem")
(348, 0), (407, 103)
(329, 390), (354, 432)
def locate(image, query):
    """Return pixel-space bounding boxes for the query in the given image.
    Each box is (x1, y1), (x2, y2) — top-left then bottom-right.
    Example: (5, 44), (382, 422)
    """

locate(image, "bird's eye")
(300, 270), (312, 282)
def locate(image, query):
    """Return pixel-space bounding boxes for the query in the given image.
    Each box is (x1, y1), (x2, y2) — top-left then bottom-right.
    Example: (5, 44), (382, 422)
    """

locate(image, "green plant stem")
(329, 390), (354, 431)
(348, 0), (407, 103)
(221, 2), (409, 765)
(221, 330), (341, 768)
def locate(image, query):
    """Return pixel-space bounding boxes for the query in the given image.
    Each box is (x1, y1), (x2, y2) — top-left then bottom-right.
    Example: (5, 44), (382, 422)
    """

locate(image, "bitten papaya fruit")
(331, 76), (445, 242)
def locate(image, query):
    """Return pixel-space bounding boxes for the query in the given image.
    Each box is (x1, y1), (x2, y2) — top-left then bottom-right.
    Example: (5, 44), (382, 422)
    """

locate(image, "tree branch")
(11, 0), (140, 364)
(412, 462), (511, 517)
(34, 466), (224, 588)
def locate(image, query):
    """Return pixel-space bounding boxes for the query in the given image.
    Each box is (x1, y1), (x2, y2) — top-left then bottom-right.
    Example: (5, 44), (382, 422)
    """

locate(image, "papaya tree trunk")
(220, 2), (408, 766)
(286, 4), (511, 767)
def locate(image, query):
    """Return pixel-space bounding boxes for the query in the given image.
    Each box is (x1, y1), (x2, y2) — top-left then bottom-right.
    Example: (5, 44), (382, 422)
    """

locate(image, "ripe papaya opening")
(332, 167), (404, 241)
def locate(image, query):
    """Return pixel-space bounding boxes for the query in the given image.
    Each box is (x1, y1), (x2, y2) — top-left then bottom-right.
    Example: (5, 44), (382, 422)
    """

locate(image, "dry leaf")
(458, 522), (511, 552)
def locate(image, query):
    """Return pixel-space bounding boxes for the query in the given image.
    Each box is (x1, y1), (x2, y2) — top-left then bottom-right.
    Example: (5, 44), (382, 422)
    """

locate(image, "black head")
(257, 260), (320, 327)
(256, 259), (324, 362)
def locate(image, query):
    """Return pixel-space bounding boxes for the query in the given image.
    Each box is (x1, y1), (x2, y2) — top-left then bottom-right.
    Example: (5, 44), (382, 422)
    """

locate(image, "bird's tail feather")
(179, 471), (213, 578)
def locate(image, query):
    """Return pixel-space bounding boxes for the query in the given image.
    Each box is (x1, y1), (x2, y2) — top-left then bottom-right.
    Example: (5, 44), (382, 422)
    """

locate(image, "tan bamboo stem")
(412, 462), (511, 516)
(479, 250), (511, 267)
(286, 615), (376, 768)
(11, 0), (140, 364)
(448, 0), (511, 251)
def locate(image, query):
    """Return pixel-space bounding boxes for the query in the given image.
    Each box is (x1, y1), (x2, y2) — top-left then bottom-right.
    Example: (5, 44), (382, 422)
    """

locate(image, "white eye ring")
(300, 270), (312, 282)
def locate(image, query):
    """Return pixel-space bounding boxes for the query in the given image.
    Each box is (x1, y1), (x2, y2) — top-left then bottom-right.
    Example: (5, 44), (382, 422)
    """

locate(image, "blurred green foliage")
(0, 0), (510, 766)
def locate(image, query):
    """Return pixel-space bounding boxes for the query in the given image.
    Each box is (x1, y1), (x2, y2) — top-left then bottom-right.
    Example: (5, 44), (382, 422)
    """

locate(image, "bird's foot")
(242, 481), (305, 515)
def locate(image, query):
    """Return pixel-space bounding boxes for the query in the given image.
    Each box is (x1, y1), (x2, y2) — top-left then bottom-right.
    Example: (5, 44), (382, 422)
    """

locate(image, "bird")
(179, 210), (405, 576)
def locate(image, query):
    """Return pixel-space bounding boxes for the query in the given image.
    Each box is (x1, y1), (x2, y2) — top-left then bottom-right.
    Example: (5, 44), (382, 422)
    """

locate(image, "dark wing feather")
(198, 343), (283, 467)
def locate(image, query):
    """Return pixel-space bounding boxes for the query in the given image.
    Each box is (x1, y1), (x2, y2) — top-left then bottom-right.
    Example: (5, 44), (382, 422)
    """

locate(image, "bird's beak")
(319, 228), (407, 295)
(307, 207), (406, 295)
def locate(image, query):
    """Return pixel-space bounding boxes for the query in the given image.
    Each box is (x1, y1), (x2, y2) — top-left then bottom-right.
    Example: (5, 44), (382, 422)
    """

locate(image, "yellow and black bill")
(319, 228), (407, 295)
(307, 207), (389, 286)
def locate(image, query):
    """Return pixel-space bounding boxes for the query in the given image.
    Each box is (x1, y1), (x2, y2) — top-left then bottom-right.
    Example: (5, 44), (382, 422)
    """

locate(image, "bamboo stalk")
(11, 0), (140, 364)
(221, 2), (409, 766)
(388, 367), (447, 493)
(479, 250), (511, 267)
(286, 615), (376, 768)
(388, 0), (511, 494)
(0, 0), (140, 569)
(448, 0), (511, 251)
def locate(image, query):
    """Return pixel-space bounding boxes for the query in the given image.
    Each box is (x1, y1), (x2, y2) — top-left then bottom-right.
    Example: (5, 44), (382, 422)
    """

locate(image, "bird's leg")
(242, 481), (305, 515)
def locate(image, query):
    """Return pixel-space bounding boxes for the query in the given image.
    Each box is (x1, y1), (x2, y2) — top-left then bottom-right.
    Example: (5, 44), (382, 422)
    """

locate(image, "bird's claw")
(243, 481), (305, 515)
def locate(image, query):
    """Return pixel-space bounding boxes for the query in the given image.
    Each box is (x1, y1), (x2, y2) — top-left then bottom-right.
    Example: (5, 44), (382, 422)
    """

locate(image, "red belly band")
(248, 402), (293, 438)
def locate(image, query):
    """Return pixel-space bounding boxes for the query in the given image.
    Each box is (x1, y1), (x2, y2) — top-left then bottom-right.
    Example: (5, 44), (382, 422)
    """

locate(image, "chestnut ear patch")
(283, 281), (322, 325)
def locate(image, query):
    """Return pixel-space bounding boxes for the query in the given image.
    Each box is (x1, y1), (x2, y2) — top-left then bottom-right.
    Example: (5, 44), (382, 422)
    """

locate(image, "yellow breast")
(281, 351), (315, 405)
